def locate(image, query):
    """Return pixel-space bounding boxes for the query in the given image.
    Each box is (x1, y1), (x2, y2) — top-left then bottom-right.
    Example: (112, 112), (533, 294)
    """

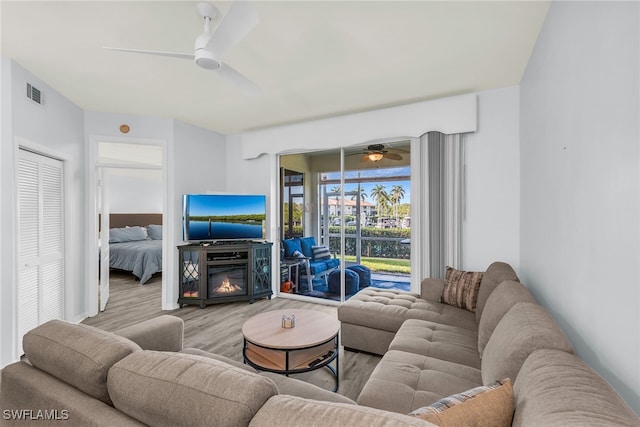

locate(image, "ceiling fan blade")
(217, 62), (261, 96)
(104, 46), (195, 61)
(206, 0), (258, 58)
(388, 147), (410, 154)
(384, 153), (403, 161)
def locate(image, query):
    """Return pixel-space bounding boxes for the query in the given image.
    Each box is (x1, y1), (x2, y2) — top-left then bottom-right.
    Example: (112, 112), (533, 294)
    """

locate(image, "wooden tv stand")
(177, 241), (273, 308)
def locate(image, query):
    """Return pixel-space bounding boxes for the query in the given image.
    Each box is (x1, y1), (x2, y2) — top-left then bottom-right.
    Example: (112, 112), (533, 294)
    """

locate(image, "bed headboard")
(105, 213), (162, 229)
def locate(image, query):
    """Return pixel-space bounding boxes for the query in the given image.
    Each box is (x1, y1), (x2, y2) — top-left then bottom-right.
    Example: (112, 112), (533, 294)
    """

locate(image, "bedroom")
(95, 141), (165, 312)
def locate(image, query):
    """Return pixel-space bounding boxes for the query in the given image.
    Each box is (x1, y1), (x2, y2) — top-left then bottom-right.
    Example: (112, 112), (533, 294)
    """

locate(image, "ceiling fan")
(356, 144), (409, 162)
(103, 1), (260, 96)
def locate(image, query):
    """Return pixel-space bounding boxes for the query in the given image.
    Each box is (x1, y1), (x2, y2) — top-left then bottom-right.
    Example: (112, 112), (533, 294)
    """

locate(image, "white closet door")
(17, 149), (64, 354)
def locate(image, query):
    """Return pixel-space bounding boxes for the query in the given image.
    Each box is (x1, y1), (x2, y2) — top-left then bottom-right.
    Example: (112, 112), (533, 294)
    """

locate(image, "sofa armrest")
(114, 315), (184, 352)
(420, 278), (445, 302)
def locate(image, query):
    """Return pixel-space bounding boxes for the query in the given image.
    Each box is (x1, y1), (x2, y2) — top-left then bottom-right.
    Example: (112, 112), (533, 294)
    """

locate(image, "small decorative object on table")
(281, 314), (296, 329)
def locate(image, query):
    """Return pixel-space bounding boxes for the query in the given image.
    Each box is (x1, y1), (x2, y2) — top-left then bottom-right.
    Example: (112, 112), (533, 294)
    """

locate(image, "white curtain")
(420, 132), (464, 279)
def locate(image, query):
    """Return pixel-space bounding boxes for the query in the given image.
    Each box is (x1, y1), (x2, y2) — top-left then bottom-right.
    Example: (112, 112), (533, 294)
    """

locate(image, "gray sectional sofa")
(1, 262), (638, 426)
(338, 262), (639, 425)
(0, 315), (429, 427)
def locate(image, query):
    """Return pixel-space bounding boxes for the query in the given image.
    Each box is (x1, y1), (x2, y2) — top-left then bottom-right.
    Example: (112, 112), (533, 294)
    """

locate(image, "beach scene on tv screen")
(187, 195), (265, 240)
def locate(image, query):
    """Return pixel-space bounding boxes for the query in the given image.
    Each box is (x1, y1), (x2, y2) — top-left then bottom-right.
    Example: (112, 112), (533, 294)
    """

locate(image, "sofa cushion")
(282, 238), (302, 257)
(0, 361), (146, 427)
(181, 347), (257, 373)
(441, 267), (484, 313)
(408, 378), (514, 427)
(259, 372), (356, 405)
(114, 314), (184, 352)
(421, 278), (446, 302)
(389, 319), (480, 368)
(108, 351), (278, 427)
(357, 350), (482, 414)
(481, 303), (574, 385)
(513, 349), (640, 427)
(475, 262), (519, 323)
(339, 288), (477, 334)
(299, 236), (316, 257)
(477, 280), (536, 358)
(306, 260), (325, 275)
(23, 319), (141, 405)
(251, 395), (437, 427)
(325, 257), (340, 269)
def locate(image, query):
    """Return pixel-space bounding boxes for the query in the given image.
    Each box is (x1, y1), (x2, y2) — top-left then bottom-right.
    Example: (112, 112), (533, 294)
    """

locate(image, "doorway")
(278, 140), (412, 304)
(87, 138), (166, 316)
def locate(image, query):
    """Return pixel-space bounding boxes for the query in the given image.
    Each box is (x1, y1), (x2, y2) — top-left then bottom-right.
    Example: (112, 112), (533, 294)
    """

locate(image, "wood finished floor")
(82, 270), (382, 401)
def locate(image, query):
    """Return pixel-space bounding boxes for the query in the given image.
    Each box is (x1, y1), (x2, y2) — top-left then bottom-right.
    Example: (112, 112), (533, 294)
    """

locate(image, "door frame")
(86, 136), (168, 317)
(275, 137), (420, 305)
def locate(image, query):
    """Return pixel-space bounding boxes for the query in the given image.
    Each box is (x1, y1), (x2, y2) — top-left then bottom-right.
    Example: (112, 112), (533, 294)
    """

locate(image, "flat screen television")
(182, 194), (266, 241)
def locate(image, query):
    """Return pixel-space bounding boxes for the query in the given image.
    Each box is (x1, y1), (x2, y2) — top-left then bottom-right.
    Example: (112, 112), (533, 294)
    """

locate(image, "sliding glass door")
(279, 141), (412, 303)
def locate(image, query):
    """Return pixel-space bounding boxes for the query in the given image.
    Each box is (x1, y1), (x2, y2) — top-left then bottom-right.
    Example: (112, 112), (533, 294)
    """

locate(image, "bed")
(106, 213), (162, 285)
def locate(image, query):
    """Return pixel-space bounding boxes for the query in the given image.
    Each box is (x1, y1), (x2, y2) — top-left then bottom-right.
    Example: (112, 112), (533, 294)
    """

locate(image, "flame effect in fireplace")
(215, 277), (243, 294)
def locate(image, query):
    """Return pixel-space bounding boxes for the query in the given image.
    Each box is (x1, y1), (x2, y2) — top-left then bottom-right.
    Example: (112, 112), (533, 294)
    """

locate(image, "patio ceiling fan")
(103, 1), (260, 96)
(356, 144), (409, 163)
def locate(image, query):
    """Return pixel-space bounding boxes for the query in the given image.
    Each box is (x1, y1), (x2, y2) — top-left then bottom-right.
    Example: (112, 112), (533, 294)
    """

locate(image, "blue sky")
(187, 194), (266, 216)
(322, 166), (411, 203)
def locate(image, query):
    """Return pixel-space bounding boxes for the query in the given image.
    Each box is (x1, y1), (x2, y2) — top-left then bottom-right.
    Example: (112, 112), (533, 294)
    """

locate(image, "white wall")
(0, 58), (85, 368)
(520, 1), (639, 414)
(228, 90), (520, 275)
(108, 171), (163, 213)
(173, 119), (228, 242)
(463, 87), (520, 271)
(170, 119), (227, 307)
(84, 113), (227, 310)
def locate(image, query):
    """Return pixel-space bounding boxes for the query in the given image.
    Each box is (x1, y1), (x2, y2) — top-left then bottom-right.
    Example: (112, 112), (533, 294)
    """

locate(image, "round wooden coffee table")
(242, 309), (340, 391)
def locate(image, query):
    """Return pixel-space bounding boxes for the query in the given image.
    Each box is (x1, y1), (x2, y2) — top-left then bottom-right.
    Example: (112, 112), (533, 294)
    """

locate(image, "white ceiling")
(0, 1), (549, 134)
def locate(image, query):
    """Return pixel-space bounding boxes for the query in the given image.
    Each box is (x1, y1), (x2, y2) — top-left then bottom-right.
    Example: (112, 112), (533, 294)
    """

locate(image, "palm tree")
(330, 185), (341, 218)
(350, 186), (367, 202)
(390, 185), (405, 225)
(369, 185), (389, 220)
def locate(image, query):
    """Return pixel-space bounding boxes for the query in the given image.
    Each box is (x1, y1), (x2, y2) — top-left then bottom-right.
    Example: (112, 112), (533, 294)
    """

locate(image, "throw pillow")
(408, 378), (513, 427)
(282, 238), (302, 258)
(312, 245), (331, 261)
(299, 236), (317, 258)
(292, 250), (306, 259)
(109, 226), (148, 243)
(146, 224), (162, 240)
(441, 266), (484, 313)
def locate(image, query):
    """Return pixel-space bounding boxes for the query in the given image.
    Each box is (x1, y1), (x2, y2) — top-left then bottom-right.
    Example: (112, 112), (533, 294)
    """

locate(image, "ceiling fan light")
(194, 49), (220, 70)
(368, 152), (384, 162)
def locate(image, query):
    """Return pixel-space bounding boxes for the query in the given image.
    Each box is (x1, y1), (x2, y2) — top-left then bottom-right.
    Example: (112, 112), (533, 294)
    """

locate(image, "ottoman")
(346, 264), (371, 288)
(328, 269), (360, 296)
(337, 288), (477, 355)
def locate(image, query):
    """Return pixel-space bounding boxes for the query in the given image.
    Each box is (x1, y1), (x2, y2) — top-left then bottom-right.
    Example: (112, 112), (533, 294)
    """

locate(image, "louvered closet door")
(17, 149), (64, 354)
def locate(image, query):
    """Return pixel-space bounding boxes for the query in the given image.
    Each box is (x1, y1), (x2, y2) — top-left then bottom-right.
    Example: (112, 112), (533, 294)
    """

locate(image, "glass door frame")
(276, 139), (420, 305)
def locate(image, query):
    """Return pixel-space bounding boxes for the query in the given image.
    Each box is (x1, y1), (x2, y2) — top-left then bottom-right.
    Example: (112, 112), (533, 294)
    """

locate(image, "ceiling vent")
(26, 83), (43, 105)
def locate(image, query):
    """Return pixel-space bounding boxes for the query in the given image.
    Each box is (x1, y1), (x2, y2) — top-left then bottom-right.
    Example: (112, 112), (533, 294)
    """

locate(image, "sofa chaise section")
(357, 297), (574, 414)
(338, 262), (519, 355)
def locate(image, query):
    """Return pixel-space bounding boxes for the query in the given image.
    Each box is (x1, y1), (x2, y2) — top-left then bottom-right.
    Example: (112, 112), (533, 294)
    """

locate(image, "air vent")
(26, 83), (43, 105)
